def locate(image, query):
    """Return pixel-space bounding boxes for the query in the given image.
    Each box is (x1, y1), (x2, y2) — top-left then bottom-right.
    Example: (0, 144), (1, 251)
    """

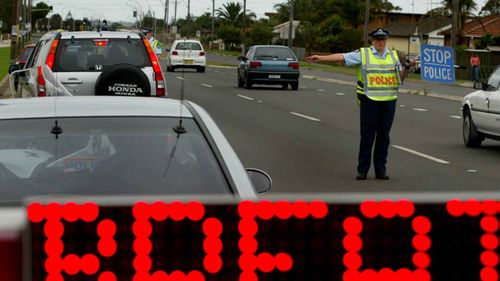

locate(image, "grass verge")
(0, 47), (11, 81)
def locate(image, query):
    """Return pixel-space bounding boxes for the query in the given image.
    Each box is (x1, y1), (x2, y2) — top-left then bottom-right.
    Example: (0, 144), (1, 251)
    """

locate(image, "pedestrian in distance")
(305, 28), (415, 180)
(141, 27), (162, 56)
(470, 52), (480, 82)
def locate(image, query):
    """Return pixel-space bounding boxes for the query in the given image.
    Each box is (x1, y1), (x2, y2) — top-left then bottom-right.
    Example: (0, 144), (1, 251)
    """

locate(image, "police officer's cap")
(369, 28), (389, 39)
(140, 27), (153, 34)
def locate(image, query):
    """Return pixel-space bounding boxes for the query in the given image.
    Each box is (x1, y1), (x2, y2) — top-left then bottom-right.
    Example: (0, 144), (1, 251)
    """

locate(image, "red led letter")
(27, 201), (117, 280)
(447, 199), (499, 281)
(132, 201), (219, 281)
(237, 200), (328, 281)
(343, 199), (431, 281)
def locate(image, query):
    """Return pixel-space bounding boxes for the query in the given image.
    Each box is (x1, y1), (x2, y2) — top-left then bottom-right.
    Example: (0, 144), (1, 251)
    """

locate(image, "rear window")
(254, 47), (296, 61)
(20, 46), (34, 62)
(0, 117), (231, 205)
(53, 38), (151, 72)
(175, 42), (202, 51)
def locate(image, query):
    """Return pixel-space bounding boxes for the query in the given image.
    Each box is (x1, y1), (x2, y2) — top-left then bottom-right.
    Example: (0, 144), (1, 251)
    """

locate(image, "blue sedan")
(237, 45), (300, 90)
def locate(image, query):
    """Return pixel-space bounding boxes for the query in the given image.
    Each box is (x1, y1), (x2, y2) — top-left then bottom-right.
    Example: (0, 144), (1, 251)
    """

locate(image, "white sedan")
(462, 66), (500, 147)
(0, 96), (271, 204)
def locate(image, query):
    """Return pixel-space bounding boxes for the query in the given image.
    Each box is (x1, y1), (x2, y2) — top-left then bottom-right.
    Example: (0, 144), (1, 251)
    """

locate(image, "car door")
(483, 67), (500, 135)
(18, 39), (49, 97)
(239, 47), (254, 80)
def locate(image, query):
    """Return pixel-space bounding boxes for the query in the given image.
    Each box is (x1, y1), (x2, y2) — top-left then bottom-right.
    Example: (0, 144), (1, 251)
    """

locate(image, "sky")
(35, 0), (489, 23)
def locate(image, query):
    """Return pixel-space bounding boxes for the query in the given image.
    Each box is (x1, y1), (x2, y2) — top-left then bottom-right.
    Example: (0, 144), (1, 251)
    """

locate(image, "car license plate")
(184, 59), (193, 65)
(269, 75), (281, 79)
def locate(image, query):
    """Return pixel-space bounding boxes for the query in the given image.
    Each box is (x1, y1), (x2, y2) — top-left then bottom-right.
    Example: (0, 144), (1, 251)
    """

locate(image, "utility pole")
(164, 0), (168, 43)
(174, 0), (177, 25)
(364, 0), (370, 47)
(187, 0), (190, 22)
(287, 0), (294, 48)
(211, 0), (215, 50)
(241, 0), (246, 56)
(451, 0), (458, 49)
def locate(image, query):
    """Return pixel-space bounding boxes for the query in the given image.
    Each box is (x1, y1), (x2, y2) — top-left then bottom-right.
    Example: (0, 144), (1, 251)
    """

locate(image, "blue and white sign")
(420, 44), (455, 84)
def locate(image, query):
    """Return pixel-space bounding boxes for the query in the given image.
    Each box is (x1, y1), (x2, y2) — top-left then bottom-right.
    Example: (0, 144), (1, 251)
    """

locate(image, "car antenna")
(174, 38), (188, 135)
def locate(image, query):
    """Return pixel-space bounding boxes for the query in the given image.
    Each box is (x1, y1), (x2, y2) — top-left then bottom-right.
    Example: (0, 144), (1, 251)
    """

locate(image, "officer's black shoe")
(356, 172), (367, 180)
(375, 173), (389, 180)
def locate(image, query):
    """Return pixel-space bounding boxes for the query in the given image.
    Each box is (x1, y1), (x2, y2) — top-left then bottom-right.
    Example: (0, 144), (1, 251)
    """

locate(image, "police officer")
(141, 27), (162, 56)
(305, 28), (414, 180)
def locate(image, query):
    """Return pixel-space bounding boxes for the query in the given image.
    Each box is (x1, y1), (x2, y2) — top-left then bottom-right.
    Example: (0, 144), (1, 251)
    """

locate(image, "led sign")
(27, 199), (500, 281)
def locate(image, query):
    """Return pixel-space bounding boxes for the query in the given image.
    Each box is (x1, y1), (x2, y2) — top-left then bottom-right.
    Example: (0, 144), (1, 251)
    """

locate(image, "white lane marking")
(176, 77), (185, 80)
(317, 89), (326, 92)
(467, 169), (478, 173)
(201, 84), (213, 88)
(257, 100), (263, 103)
(237, 94), (255, 101)
(336, 92), (346, 96)
(400, 105), (406, 107)
(450, 115), (462, 119)
(290, 112), (321, 122)
(391, 145), (450, 164)
(413, 108), (428, 112)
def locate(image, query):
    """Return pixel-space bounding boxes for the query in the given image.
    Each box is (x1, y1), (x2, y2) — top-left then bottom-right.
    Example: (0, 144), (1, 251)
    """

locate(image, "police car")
(8, 31), (166, 97)
(462, 65), (500, 147)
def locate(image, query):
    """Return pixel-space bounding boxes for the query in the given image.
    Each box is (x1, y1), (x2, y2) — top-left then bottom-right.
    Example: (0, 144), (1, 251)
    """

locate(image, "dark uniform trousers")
(357, 93), (396, 175)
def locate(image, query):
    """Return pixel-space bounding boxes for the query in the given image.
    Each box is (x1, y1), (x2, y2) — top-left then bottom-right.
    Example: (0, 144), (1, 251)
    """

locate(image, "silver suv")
(9, 31), (167, 97)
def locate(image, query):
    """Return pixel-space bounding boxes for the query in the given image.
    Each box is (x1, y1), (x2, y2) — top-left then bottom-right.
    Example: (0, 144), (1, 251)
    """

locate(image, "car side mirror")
(473, 81), (482, 90)
(246, 168), (272, 193)
(8, 64), (22, 74)
(237, 55), (247, 61)
(165, 47), (170, 52)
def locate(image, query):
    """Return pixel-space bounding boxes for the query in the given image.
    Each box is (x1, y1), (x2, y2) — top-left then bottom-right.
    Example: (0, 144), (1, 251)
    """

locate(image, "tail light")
(143, 38), (166, 97)
(288, 62), (300, 69)
(38, 38), (59, 97)
(37, 66), (46, 97)
(199, 51), (205, 56)
(250, 61), (262, 69)
(172, 51), (178, 56)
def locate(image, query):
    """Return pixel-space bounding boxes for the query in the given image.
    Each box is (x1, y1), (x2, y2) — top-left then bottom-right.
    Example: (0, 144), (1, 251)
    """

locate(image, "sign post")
(420, 44), (455, 84)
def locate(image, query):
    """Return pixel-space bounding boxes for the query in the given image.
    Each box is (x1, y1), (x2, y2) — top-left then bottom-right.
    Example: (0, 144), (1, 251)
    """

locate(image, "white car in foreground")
(462, 66), (500, 147)
(166, 39), (206, 73)
(0, 96), (271, 203)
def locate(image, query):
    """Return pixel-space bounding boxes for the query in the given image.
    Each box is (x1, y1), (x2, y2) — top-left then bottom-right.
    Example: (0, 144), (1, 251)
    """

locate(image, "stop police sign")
(420, 44), (455, 84)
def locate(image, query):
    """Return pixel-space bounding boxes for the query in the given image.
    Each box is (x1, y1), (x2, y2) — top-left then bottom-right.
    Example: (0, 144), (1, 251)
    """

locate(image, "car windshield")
(53, 38), (151, 72)
(254, 47), (296, 60)
(0, 117), (230, 205)
(175, 42), (202, 51)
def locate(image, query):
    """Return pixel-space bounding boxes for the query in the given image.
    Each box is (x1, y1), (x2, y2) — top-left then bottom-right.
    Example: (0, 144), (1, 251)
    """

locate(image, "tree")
(32, 2), (51, 27)
(0, 0), (14, 33)
(216, 1), (255, 27)
(442, 0), (478, 44)
(480, 0), (500, 15)
(216, 24), (241, 48)
(247, 19), (274, 45)
(49, 14), (62, 30)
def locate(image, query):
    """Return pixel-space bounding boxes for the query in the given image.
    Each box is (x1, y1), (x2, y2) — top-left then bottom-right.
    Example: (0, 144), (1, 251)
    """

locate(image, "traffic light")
(133, 11), (137, 18)
(49, 6), (53, 11)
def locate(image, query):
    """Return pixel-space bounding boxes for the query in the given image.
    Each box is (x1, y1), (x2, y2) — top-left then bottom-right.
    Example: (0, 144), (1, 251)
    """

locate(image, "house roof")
(464, 15), (500, 37)
(440, 15), (500, 37)
(384, 15), (451, 37)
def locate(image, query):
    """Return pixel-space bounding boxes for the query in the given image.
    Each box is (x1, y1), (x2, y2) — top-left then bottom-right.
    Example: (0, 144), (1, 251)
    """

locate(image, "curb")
(301, 75), (463, 102)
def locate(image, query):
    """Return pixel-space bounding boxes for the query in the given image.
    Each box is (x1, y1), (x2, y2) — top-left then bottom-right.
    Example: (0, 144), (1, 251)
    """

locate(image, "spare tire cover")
(95, 64), (151, 96)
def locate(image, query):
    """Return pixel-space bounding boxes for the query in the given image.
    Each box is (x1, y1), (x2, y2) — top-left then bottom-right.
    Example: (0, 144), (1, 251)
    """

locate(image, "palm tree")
(216, 1), (256, 27)
(442, 0), (478, 44)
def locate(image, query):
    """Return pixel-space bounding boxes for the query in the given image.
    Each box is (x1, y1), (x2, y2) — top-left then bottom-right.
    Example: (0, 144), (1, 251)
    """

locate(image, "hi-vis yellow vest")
(356, 47), (401, 101)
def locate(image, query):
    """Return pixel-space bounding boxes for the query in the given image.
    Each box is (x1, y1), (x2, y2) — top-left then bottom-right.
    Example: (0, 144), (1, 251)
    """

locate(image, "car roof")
(173, 39), (202, 43)
(0, 97), (193, 119)
(41, 31), (142, 40)
(252, 45), (292, 49)
(59, 31), (142, 39)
